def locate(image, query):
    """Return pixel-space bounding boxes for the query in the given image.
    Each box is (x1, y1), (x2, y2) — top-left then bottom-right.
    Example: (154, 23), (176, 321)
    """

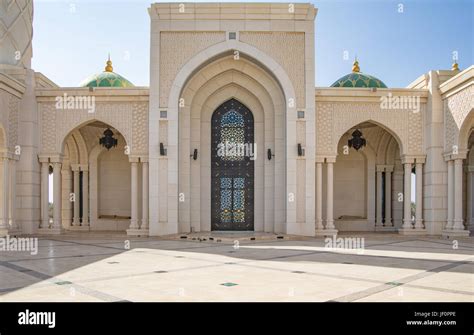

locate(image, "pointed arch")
(334, 119), (404, 156)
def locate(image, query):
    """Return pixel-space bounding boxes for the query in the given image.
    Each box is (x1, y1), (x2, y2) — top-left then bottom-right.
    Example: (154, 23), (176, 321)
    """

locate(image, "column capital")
(140, 156), (149, 163)
(376, 165), (385, 172)
(79, 164), (89, 172)
(70, 164), (81, 172)
(128, 156), (140, 163)
(401, 155), (415, 164)
(385, 165), (394, 173)
(444, 150), (468, 161)
(325, 156), (337, 164)
(38, 155), (50, 163)
(49, 154), (64, 163)
(415, 156), (426, 164)
(315, 156), (325, 163)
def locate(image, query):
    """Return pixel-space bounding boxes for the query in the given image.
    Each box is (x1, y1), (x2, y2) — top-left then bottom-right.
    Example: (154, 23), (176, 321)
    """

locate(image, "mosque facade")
(0, 2), (472, 238)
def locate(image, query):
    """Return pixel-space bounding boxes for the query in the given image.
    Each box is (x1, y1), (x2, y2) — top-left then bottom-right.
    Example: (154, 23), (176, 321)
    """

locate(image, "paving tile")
(0, 234), (472, 302)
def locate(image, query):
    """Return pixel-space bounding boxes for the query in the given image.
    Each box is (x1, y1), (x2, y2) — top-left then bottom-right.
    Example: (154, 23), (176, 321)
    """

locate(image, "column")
(52, 162), (62, 229)
(72, 167), (80, 226)
(468, 167), (474, 229)
(315, 161), (323, 230)
(40, 162), (49, 228)
(453, 159), (464, 230)
(129, 161), (139, 229)
(376, 167), (383, 227)
(141, 161), (149, 230)
(446, 160), (454, 229)
(326, 159), (335, 230)
(82, 168), (89, 226)
(385, 167), (393, 227)
(415, 162), (424, 229)
(402, 162), (412, 229)
(9, 159), (18, 230)
(0, 157), (9, 230)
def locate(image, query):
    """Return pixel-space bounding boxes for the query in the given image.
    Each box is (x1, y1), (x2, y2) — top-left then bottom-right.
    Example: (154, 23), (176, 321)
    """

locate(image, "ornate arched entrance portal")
(211, 98), (254, 231)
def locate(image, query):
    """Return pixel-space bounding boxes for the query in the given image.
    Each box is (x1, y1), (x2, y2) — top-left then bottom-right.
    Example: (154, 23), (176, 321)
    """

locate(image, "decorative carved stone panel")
(240, 32), (305, 108)
(316, 101), (425, 156)
(8, 94), (19, 150)
(132, 102), (149, 155)
(41, 103), (56, 153)
(0, 0), (33, 68)
(40, 102), (149, 157)
(444, 85), (474, 150)
(159, 31), (226, 107)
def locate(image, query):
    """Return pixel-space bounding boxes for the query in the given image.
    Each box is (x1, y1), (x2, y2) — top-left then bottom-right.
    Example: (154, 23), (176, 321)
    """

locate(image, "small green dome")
(79, 57), (134, 88)
(331, 60), (387, 88)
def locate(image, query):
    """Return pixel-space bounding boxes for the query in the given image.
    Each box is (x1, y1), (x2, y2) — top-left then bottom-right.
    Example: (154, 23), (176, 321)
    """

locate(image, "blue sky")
(32, 0), (473, 87)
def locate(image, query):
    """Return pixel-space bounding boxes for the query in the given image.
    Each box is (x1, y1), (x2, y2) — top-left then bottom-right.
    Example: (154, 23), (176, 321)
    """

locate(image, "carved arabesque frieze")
(240, 32), (305, 109)
(444, 85), (474, 150)
(159, 31), (226, 107)
(7, 94), (19, 151)
(40, 102), (149, 157)
(41, 103), (56, 153)
(132, 102), (149, 155)
(316, 101), (425, 156)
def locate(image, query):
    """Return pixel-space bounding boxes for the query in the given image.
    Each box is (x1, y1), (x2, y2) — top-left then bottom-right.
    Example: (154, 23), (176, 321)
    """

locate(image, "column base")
(68, 225), (90, 231)
(315, 229), (338, 237)
(0, 227), (8, 237)
(445, 220), (454, 230)
(398, 227), (427, 235)
(375, 226), (397, 232)
(7, 228), (22, 236)
(126, 228), (149, 237)
(37, 227), (64, 235)
(414, 219), (424, 230)
(441, 229), (470, 238)
(401, 220), (413, 229)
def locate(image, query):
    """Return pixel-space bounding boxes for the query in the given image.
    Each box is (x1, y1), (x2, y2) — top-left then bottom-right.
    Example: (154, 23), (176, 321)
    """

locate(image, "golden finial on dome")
(452, 60), (459, 71)
(352, 57), (360, 73)
(105, 54), (113, 72)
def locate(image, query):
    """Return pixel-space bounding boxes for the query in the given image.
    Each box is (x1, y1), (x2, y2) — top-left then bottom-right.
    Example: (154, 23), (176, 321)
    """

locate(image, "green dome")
(331, 72), (387, 88)
(80, 72), (134, 88)
(331, 60), (387, 88)
(79, 58), (134, 88)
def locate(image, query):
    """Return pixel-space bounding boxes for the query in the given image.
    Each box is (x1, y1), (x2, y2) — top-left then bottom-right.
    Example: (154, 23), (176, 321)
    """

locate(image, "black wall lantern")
(99, 128), (118, 150)
(159, 143), (166, 156)
(267, 148), (274, 160)
(297, 143), (303, 156)
(348, 129), (366, 151)
(191, 149), (198, 160)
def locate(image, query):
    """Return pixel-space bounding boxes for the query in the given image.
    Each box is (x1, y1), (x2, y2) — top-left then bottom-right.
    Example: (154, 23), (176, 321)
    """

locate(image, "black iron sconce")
(267, 149), (274, 160)
(99, 128), (118, 150)
(348, 129), (366, 151)
(159, 142), (166, 156)
(191, 149), (198, 160)
(297, 143), (304, 156)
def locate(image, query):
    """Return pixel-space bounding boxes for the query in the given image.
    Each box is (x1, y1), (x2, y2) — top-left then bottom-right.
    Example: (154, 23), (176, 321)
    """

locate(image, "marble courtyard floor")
(0, 232), (472, 302)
